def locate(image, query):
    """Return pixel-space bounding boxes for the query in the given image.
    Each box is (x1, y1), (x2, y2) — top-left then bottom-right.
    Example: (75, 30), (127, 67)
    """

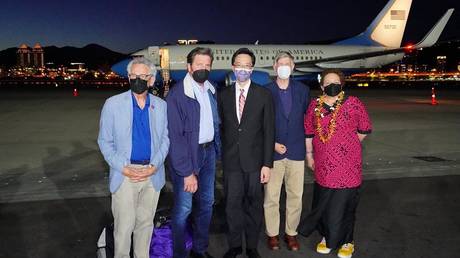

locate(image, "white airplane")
(111, 0), (454, 86)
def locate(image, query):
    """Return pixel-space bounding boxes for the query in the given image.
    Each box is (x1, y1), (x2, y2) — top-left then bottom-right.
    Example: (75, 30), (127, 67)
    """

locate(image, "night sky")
(0, 0), (458, 54)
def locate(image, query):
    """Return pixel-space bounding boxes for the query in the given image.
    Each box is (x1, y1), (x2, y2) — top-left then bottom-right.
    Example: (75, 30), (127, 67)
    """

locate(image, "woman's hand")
(357, 133), (367, 142)
(306, 153), (315, 171)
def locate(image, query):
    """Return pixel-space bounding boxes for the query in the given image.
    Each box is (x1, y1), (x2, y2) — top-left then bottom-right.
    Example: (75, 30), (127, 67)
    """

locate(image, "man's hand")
(184, 174), (198, 193)
(123, 165), (157, 182)
(260, 166), (270, 184)
(306, 154), (315, 171)
(133, 165), (157, 182)
(122, 166), (137, 179)
(275, 143), (287, 155)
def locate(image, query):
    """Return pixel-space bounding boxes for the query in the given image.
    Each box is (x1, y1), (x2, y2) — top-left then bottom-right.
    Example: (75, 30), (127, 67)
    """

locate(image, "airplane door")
(159, 48), (170, 71)
(159, 48), (171, 96)
(147, 46), (160, 66)
(159, 48), (170, 80)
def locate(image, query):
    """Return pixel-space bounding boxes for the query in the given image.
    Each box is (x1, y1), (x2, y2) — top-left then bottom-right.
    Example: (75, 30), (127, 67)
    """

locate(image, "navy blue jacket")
(166, 74), (221, 177)
(265, 79), (310, 161)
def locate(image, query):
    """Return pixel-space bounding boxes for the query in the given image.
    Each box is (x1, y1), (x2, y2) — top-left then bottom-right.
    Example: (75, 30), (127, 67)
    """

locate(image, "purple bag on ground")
(149, 220), (193, 258)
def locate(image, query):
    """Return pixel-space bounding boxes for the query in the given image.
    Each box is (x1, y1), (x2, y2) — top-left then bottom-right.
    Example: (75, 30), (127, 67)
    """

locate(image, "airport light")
(404, 44), (415, 54)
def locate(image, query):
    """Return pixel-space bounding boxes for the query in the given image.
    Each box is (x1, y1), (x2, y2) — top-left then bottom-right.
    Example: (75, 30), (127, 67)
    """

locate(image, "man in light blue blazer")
(98, 57), (169, 258)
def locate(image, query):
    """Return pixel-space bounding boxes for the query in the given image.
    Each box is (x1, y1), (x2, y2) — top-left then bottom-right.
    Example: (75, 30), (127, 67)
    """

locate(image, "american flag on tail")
(391, 10), (405, 20)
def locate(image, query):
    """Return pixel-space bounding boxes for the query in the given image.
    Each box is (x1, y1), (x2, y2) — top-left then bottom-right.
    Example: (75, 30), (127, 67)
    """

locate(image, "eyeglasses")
(128, 74), (152, 80)
(234, 64), (253, 70)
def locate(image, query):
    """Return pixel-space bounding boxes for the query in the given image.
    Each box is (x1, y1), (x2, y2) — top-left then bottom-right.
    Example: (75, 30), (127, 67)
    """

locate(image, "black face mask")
(192, 69), (210, 83)
(324, 83), (342, 97)
(130, 78), (149, 94)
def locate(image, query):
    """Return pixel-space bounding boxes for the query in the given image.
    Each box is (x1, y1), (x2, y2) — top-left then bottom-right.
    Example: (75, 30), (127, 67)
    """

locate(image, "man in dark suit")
(218, 48), (275, 258)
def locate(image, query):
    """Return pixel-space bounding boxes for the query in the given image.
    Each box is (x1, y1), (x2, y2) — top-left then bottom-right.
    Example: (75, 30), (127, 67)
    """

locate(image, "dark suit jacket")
(218, 82), (275, 172)
(265, 79), (310, 161)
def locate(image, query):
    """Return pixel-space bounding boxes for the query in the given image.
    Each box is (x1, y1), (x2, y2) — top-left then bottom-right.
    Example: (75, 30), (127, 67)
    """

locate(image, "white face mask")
(277, 65), (291, 79)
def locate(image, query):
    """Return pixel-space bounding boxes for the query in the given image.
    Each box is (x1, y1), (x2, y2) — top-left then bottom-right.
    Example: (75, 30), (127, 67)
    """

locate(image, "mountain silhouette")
(0, 44), (128, 71)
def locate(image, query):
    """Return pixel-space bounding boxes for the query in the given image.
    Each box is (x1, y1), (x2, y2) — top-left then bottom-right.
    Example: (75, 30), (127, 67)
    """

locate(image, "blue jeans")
(171, 145), (216, 258)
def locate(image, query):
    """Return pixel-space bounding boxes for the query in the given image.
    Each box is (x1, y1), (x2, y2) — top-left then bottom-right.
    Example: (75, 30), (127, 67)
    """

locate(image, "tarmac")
(0, 85), (459, 257)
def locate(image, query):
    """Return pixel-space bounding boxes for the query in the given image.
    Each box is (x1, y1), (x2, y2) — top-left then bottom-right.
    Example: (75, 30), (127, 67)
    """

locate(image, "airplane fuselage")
(135, 44), (405, 75)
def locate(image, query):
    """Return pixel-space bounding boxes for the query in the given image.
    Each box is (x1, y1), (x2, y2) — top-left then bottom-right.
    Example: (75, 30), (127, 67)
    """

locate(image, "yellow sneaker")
(337, 243), (355, 258)
(316, 237), (331, 254)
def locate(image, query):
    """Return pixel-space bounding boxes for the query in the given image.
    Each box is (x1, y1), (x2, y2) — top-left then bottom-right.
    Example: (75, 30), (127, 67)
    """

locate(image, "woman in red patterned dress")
(299, 69), (372, 258)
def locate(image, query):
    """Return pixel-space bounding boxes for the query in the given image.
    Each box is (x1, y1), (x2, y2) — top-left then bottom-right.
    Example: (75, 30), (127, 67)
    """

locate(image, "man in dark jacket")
(218, 48), (275, 258)
(166, 47), (221, 258)
(263, 51), (310, 251)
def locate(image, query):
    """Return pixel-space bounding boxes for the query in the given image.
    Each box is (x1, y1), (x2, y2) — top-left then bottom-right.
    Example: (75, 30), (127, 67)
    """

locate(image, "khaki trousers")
(264, 158), (305, 236)
(112, 178), (160, 258)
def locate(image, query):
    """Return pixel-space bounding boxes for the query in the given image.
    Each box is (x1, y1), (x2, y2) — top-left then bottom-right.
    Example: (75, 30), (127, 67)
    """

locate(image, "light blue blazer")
(97, 90), (169, 193)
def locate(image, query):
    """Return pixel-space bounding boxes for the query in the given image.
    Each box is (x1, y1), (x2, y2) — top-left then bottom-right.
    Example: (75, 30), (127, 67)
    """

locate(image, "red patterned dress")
(304, 96), (372, 188)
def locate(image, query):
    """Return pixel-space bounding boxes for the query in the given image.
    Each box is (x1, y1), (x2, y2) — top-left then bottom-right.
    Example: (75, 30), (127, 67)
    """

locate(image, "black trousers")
(224, 168), (264, 249)
(299, 182), (361, 250)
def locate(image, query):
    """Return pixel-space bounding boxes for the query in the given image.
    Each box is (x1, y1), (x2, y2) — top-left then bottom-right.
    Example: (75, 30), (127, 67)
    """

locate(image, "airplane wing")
(415, 8), (454, 48)
(293, 47), (406, 68)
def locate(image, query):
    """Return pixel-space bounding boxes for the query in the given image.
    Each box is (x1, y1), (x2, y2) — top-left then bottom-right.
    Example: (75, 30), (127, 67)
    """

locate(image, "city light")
(1, 43), (123, 84)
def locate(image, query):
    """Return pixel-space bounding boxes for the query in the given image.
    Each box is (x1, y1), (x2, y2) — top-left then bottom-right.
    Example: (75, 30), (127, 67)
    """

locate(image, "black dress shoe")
(246, 248), (261, 258)
(223, 247), (243, 258)
(189, 250), (214, 258)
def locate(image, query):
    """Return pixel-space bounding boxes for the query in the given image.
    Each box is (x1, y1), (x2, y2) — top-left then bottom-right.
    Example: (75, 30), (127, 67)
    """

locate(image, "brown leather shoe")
(267, 235), (280, 250)
(284, 234), (300, 251)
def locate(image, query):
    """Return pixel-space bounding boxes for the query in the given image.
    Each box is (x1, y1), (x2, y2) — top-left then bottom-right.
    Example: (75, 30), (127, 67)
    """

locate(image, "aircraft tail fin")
(335, 0), (413, 47)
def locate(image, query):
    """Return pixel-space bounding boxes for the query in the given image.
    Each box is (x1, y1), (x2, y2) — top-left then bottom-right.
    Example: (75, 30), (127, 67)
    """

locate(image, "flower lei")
(314, 91), (345, 143)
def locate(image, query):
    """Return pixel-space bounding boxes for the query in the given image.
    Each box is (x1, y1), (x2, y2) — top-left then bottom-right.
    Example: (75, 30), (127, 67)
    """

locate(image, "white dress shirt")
(191, 76), (214, 144)
(235, 80), (251, 123)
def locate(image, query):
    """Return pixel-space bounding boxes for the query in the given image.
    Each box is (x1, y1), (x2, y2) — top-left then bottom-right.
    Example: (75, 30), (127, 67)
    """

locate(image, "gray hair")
(274, 51), (294, 65)
(126, 57), (157, 77)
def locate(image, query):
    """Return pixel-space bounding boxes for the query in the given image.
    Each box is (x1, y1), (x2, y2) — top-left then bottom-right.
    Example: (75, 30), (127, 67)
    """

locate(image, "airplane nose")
(111, 58), (132, 78)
